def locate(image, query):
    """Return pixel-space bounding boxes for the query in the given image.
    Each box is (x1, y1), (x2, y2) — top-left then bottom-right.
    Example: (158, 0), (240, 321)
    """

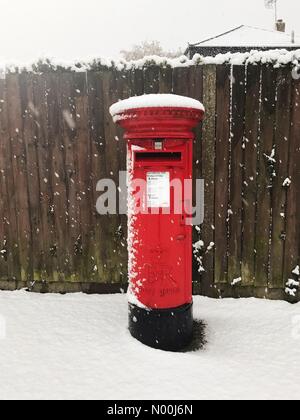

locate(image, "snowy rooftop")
(190, 25), (300, 48)
(110, 94), (205, 120)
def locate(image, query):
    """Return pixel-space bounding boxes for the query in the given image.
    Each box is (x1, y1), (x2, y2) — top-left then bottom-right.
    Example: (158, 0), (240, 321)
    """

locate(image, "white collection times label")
(147, 172), (170, 208)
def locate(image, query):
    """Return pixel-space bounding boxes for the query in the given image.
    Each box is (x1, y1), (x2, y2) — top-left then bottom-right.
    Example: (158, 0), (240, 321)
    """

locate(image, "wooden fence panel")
(200, 65), (215, 295)
(254, 66), (277, 288)
(283, 77), (300, 287)
(117, 70), (131, 285)
(0, 80), (10, 282)
(6, 74), (32, 284)
(59, 72), (80, 282)
(228, 65), (246, 286)
(44, 73), (68, 284)
(241, 65), (261, 286)
(130, 68), (144, 96)
(19, 73), (43, 284)
(214, 65), (231, 285)
(159, 67), (173, 93)
(102, 70), (128, 285)
(172, 67), (190, 96)
(32, 74), (57, 284)
(269, 68), (292, 288)
(73, 72), (93, 283)
(87, 70), (106, 284)
(189, 65), (203, 188)
(0, 64), (298, 300)
(189, 66), (204, 293)
(144, 66), (160, 94)
(1, 78), (22, 284)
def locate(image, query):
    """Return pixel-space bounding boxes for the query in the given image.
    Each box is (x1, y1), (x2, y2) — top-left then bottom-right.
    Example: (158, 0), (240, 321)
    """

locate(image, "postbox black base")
(128, 302), (193, 352)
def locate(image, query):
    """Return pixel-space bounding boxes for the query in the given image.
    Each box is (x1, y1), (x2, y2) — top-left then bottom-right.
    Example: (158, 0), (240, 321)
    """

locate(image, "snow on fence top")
(109, 94), (205, 119)
(1, 49), (300, 73)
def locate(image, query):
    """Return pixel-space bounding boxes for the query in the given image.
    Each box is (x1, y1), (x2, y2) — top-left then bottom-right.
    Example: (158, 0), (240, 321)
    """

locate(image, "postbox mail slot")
(135, 152), (182, 162)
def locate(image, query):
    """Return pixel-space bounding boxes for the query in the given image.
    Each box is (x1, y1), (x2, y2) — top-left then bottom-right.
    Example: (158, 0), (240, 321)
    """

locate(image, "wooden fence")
(0, 63), (299, 301)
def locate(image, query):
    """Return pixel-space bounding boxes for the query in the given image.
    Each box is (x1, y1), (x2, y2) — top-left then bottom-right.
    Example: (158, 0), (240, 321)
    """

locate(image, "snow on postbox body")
(110, 94), (204, 351)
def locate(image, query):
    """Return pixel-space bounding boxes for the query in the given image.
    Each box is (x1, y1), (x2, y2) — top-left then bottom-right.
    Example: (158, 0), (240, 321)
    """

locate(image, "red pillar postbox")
(110, 94), (204, 351)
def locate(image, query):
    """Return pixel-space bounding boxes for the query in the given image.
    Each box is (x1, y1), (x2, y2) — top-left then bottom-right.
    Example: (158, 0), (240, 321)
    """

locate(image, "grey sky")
(0, 0), (299, 62)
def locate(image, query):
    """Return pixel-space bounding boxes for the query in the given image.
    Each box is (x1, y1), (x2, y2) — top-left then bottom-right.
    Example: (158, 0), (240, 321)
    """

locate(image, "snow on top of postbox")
(109, 94), (205, 121)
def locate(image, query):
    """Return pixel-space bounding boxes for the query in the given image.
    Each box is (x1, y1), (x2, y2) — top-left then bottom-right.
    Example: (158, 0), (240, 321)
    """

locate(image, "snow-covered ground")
(0, 291), (299, 400)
